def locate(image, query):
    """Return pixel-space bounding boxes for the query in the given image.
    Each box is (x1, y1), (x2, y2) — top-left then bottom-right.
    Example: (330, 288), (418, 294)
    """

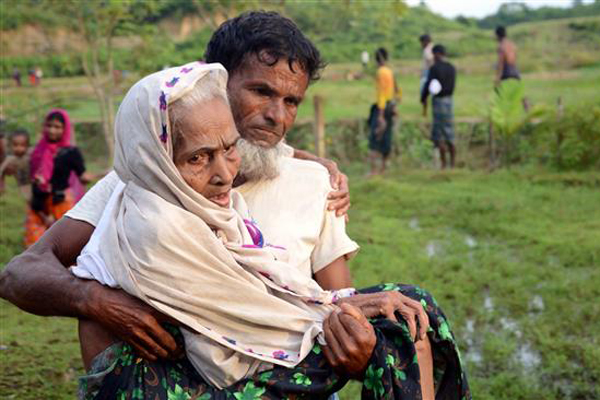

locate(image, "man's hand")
(322, 159), (350, 218)
(86, 283), (181, 361)
(338, 291), (429, 341)
(422, 102), (428, 117)
(322, 303), (376, 378)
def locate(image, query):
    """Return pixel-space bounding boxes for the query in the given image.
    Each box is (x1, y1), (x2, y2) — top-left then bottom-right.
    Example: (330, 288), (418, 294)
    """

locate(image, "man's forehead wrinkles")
(236, 56), (307, 89)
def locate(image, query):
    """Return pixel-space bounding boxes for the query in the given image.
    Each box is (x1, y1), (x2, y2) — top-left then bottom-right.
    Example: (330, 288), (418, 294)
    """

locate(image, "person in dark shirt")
(26, 109), (91, 246)
(421, 45), (457, 169)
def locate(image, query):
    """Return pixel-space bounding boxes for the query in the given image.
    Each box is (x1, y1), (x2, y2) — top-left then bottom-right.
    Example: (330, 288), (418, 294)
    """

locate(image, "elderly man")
(1, 12), (468, 400)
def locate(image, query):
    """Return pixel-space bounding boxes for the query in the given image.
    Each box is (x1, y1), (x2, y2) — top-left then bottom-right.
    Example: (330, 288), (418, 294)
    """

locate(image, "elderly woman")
(73, 63), (469, 399)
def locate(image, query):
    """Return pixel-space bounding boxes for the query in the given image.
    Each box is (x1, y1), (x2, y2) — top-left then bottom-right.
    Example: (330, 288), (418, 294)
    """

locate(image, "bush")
(531, 102), (600, 170)
(0, 54), (84, 79)
(287, 100), (600, 173)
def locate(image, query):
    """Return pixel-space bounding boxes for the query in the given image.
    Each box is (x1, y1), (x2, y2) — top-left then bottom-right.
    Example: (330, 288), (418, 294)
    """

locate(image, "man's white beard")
(237, 138), (286, 182)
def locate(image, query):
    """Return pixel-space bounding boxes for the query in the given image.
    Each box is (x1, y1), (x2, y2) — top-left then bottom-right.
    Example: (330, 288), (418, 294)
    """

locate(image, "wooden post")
(313, 95), (325, 158)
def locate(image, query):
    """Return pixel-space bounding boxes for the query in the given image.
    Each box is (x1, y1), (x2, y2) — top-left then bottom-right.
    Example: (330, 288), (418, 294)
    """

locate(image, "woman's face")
(173, 97), (241, 208)
(45, 118), (64, 142)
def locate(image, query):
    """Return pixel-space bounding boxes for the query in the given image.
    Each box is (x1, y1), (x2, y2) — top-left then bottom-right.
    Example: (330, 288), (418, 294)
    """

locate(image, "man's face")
(227, 53), (309, 148)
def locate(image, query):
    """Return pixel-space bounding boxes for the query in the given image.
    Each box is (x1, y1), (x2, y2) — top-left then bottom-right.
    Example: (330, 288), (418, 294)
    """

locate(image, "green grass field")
(1, 167), (599, 399)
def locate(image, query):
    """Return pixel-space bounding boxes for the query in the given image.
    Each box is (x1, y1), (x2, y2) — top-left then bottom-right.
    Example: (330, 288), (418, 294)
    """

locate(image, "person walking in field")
(495, 26), (520, 87)
(421, 45), (456, 169)
(34, 66), (43, 86)
(12, 68), (22, 87)
(28, 69), (36, 86)
(368, 47), (400, 176)
(419, 34), (434, 92)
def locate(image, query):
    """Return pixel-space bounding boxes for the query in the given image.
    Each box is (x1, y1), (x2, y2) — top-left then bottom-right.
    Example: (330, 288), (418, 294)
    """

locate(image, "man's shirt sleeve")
(65, 171), (120, 227)
(310, 208), (359, 274)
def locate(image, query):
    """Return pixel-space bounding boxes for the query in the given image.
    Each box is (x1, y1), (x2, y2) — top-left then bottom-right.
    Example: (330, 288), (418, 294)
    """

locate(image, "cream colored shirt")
(237, 157), (358, 277)
(67, 159), (358, 279)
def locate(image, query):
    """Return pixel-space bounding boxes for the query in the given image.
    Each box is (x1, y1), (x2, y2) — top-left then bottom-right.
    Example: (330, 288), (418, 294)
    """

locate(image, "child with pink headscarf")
(25, 109), (91, 246)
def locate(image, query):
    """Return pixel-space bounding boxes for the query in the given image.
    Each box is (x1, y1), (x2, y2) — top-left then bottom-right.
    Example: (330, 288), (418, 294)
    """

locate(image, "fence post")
(313, 95), (325, 158)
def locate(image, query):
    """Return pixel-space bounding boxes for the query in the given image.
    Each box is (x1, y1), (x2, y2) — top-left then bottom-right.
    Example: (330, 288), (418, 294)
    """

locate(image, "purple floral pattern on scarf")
(159, 91), (167, 110)
(244, 219), (264, 247)
(165, 77), (180, 87)
(160, 124), (168, 143)
(272, 350), (289, 360)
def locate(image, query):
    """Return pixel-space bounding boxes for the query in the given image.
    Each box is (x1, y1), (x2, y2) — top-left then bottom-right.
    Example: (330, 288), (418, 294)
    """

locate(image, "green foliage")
(1, 54), (82, 79)
(0, 0), (63, 30)
(490, 80), (527, 139)
(0, 0), (491, 77)
(4, 2), (600, 78)
(286, 3), (494, 63)
(531, 101), (600, 171)
(477, 0), (600, 28)
(490, 79), (546, 167)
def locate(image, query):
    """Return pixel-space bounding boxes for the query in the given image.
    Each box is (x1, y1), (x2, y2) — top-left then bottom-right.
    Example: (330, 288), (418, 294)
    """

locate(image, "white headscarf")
(99, 62), (349, 387)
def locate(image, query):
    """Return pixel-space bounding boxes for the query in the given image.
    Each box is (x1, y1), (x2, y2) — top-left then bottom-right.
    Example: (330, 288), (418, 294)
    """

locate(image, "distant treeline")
(467, 0), (600, 28)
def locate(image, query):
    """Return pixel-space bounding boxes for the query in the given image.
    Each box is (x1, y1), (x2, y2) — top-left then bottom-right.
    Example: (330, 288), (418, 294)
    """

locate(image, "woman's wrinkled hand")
(322, 303), (376, 379)
(337, 291), (429, 341)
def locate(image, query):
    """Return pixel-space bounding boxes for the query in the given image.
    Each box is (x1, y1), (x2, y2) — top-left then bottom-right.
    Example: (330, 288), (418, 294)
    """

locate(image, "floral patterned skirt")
(80, 283), (470, 400)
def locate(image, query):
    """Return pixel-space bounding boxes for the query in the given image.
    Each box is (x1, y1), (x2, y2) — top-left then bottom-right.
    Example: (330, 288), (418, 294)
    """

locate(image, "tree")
(19, 0), (156, 158)
(68, 0), (157, 158)
(189, 0), (265, 31)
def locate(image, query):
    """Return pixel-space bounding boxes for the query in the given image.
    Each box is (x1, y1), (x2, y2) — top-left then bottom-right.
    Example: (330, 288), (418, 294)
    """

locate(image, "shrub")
(532, 102), (600, 170)
(1, 54), (84, 79)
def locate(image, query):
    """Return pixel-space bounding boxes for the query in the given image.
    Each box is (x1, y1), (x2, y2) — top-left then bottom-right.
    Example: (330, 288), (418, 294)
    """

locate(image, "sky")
(404, 0), (594, 19)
